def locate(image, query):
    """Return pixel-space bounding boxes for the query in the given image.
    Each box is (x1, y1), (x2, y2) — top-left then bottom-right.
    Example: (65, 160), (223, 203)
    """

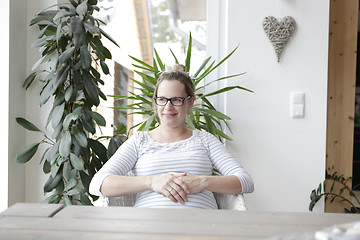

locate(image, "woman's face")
(155, 79), (194, 129)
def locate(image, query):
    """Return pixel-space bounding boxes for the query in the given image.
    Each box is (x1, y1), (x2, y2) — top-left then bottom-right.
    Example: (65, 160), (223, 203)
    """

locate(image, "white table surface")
(1, 203), (359, 240)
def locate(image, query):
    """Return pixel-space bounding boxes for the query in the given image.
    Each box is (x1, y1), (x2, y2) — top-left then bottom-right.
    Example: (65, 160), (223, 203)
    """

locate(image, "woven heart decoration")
(263, 16), (296, 62)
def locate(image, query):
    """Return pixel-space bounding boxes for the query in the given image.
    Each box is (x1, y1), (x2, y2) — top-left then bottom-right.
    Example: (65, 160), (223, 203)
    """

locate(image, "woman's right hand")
(149, 173), (190, 204)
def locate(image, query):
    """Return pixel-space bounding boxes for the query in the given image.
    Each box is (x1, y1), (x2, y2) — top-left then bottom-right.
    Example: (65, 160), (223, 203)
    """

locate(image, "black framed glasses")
(154, 96), (191, 106)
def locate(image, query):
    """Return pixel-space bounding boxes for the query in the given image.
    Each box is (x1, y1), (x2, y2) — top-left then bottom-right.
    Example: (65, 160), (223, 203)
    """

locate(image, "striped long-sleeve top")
(89, 129), (254, 209)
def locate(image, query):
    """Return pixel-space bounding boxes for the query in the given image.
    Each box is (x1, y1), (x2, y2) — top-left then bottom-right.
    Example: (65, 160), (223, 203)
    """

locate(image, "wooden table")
(0, 203), (359, 239)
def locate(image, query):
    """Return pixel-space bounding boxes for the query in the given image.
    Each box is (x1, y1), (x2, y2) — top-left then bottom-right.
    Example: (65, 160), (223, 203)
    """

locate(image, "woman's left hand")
(176, 174), (208, 194)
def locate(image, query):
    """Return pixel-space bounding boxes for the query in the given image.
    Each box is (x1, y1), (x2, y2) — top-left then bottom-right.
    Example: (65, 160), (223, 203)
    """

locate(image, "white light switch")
(290, 92), (305, 118)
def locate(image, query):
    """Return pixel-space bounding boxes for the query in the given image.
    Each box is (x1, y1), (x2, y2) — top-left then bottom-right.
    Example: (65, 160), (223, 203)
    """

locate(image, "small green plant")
(112, 33), (252, 142)
(15, 0), (120, 205)
(309, 171), (360, 213)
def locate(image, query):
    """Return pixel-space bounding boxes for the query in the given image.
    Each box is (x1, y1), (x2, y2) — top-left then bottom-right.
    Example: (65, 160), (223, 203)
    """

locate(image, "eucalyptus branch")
(16, 0), (119, 206)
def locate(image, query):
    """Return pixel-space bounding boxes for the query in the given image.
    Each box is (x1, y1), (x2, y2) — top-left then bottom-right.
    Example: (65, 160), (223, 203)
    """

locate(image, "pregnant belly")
(134, 190), (218, 209)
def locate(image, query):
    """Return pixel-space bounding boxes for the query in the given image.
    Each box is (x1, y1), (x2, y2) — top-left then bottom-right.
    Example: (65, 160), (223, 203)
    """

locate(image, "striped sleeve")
(89, 132), (140, 196)
(203, 132), (254, 194)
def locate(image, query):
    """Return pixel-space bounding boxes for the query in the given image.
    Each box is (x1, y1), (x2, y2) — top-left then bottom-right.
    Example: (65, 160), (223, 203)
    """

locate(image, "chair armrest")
(213, 192), (247, 211)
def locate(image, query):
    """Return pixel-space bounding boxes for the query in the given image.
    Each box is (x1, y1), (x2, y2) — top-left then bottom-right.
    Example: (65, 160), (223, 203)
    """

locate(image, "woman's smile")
(163, 113), (177, 118)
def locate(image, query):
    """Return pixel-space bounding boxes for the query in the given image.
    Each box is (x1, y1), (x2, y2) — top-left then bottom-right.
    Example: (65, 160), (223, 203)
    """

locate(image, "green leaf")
(80, 193), (92, 205)
(51, 102), (65, 129)
(46, 142), (60, 165)
(196, 108), (231, 120)
(80, 171), (91, 192)
(107, 137), (118, 159)
(37, 9), (59, 17)
(83, 21), (100, 34)
(59, 131), (72, 157)
(15, 143), (40, 163)
(63, 107), (82, 129)
(53, 9), (73, 21)
(65, 85), (73, 102)
(50, 160), (61, 178)
(44, 169), (62, 193)
(196, 46), (239, 83)
(203, 86), (253, 98)
(64, 178), (77, 192)
(90, 37), (106, 61)
(143, 114), (156, 131)
(67, 188), (85, 196)
(37, 25), (49, 39)
(185, 32), (192, 72)
(213, 128), (233, 141)
(70, 153), (84, 170)
(54, 180), (65, 196)
(204, 114), (216, 136)
(76, 0), (88, 16)
(30, 16), (53, 26)
(43, 194), (61, 204)
(70, 16), (85, 47)
(69, 0), (78, 7)
(100, 60), (109, 75)
(84, 73), (100, 106)
(43, 159), (51, 174)
(16, 117), (42, 132)
(154, 49), (165, 71)
(59, 46), (75, 63)
(197, 73), (245, 91)
(63, 195), (72, 206)
(54, 65), (70, 89)
(88, 111), (106, 126)
(31, 55), (46, 71)
(100, 28), (120, 48)
(23, 71), (39, 89)
(90, 67), (101, 79)
(39, 82), (55, 106)
(186, 111), (196, 129)
(129, 55), (153, 70)
(80, 45), (92, 69)
(75, 131), (88, 148)
(53, 91), (65, 107)
(116, 123), (127, 135)
(63, 161), (72, 181)
(88, 139), (107, 162)
(82, 113), (96, 134)
(328, 181), (335, 193)
(168, 47), (179, 64)
(88, 0), (98, 6)
(193, 57), (211, 79)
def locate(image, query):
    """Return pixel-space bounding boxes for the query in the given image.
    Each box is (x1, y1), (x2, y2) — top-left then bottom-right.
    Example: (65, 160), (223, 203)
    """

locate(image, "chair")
(102, 193), (247, 211)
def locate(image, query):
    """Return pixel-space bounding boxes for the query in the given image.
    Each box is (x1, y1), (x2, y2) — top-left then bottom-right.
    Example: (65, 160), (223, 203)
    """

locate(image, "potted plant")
(309, 171), (360, 213)
(15, 0), (120, 205)
(114, 33), (252, 142)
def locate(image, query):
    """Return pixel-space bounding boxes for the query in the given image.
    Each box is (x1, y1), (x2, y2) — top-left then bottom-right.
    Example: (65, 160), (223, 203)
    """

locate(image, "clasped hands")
(150, 173), (206, 204)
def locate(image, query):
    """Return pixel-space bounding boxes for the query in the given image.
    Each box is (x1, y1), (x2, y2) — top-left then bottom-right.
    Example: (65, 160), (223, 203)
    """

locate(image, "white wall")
(1, 0), (10, 212)
(7, 0), (28, 209)
(207, 0), (329, 212)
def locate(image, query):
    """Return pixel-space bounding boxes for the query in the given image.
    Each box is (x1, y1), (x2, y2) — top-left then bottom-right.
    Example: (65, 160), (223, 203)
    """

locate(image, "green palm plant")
(112, 34), (252, 142)
(15, 0), (120, 205)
